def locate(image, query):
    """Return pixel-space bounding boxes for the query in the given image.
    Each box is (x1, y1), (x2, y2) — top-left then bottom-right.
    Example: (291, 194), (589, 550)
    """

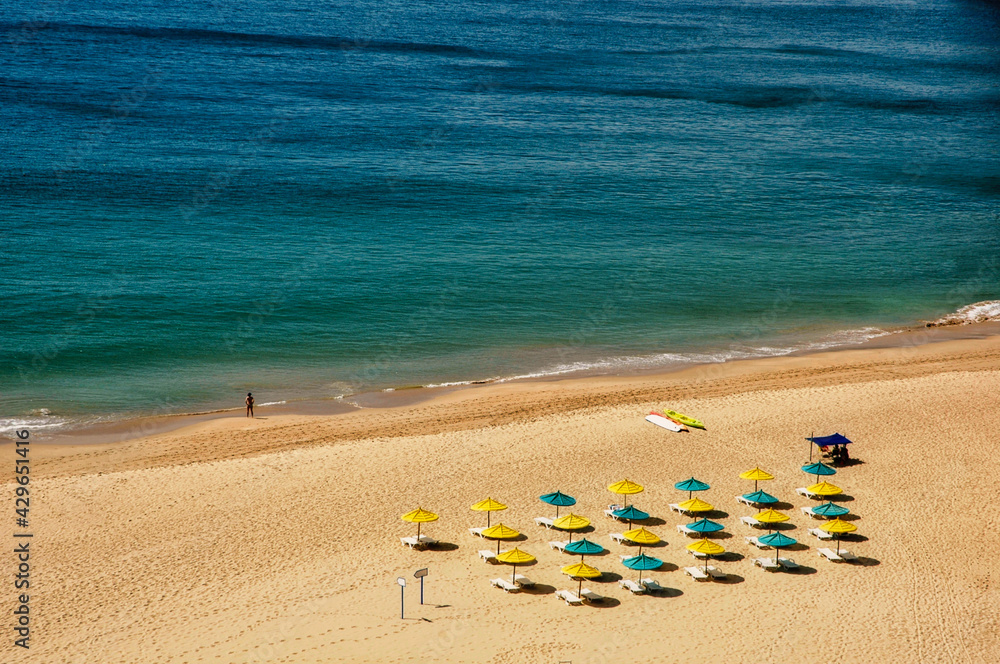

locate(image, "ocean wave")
(926, 300), (1000, 327)
(411, 326), (893, 390)
(0, 411), (72, 436)
(0, 22), (484, 57)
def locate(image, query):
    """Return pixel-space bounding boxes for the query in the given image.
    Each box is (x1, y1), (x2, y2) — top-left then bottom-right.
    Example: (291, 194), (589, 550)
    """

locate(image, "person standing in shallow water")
(246, 392), (254, 418)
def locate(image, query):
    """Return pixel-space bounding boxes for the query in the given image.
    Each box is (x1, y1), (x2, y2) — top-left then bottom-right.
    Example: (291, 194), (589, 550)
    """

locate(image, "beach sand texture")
(9, 337), (1000, 663)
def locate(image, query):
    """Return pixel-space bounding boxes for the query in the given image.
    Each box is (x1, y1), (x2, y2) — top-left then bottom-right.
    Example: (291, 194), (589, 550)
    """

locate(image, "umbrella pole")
(417, 522), (421, 540)
(578, 577), (583, 597)
(488, 512), (491, 528)
(511, 563), (516, 585)
(496, 538), (501, 555)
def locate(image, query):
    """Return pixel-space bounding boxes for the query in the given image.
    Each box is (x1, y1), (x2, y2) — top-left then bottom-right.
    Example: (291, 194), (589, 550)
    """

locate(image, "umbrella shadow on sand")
(647, 586), (685, 597)
(427, 542), (459, 551)
(585, 597), (622, 609)
(769, 501), (795, 511)
(850, 556), (881, 567)
(712, 573), (745, 585)
(703, 509), (730, 520)
(825, 494), (855, 502)
(639, 517), (668, 527)
(520, 583), (557, 596)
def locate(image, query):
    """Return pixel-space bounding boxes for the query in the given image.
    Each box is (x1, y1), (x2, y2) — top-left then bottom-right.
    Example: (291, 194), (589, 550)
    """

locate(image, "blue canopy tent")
(806, 433), (853, 462)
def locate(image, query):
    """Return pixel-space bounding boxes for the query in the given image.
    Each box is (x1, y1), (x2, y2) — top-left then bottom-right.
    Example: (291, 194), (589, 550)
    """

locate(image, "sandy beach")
(9, 335), (1000, 663)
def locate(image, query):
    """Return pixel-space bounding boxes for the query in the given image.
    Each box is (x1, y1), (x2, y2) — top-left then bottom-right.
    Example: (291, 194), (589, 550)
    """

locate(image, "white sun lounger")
(555, 589), (584, 605)
(490, 578), (520, 593)
(514, 574), (535, 588)
(740, 516), (762, 528)
(580, 589), (604, 604)
(676, 524), (697, 536)
(745, 535), (770, 549)
(796, 487), (818, 498)
(534, 516), (555, 528)
(619, 579), (647, 594)
(668, 503), (684, 514)
(752, 557), (780, 571)
(609, 532), (627, 544)
(684, 566), (709, 580)
(479, 550), (498, 563)
(705, 565), (727, 580)
(818, 548), (858, 562)
(400, 536), (435, 549)
(608, 503), (622, 511)
(469, 527), (486, 537)
(549, 540), (569, 552)
(619, 554), (632, 562)
(735, 494), (754, 506)
(689, 549), (709, 559)
(604, 508), (623, 520)
(801, 506), (824, 519)
(808, 527), (834, 540)
(778, 557), (800, 570)
(641, 578), (666, 592)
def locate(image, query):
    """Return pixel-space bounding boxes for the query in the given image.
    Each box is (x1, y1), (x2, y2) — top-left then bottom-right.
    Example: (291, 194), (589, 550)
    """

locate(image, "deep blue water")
(2, 0), (999, 432)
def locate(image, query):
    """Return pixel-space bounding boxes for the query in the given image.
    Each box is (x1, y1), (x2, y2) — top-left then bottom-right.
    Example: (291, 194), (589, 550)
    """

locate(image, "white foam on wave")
(257, 400), (287, 407)
(414, 326), (895, 389)
(0, 414), (72, 435)
(928, 300), (1000, 326)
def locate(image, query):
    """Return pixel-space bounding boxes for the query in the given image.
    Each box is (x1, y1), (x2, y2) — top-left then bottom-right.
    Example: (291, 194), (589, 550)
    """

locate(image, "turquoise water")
(2, 0), (999, 432)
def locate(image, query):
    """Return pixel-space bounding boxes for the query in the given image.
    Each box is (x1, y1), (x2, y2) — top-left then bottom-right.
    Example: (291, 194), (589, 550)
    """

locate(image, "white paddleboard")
(645, 413), (684, 432)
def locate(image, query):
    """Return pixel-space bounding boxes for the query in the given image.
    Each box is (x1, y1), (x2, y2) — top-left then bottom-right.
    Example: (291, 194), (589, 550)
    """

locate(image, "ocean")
(2, 0), (999, 435)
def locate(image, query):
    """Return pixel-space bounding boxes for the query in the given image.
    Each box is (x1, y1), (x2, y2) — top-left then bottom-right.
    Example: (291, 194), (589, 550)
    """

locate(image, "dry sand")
(7, 336), (1000, 663)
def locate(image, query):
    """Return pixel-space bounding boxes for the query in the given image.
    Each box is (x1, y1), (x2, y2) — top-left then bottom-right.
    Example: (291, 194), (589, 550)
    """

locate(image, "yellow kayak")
(663, 409), (705, 430)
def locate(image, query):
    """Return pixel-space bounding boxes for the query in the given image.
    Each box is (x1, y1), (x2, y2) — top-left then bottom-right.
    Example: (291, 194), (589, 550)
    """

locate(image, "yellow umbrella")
(686, 538), (726, 573)
(553, 513), (591, 541)
(471, 497), (508, 527)
(753, 508), (790, 534)
(807, 481), (843, 497)
(739, 466), (774, 491)
(482, 522), (520, 554)
(497, 547), (536, 585)
(623, 527), (661, 556)
(401, 507), (439, 540)
(678, 497), (714, 513)
(561, 561), (602, 596)
(608, 478), (644, 508)
(820, 517), (857, 555)
(754, 508), (790, 523)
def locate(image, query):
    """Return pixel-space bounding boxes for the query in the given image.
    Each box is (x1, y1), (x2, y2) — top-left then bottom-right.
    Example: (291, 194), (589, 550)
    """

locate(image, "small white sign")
(396, 577), (406, 587)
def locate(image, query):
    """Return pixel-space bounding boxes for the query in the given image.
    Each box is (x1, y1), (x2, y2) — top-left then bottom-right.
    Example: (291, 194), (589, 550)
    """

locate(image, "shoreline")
(16, 318), (1000, 448)
(24, 326), (1000, 480)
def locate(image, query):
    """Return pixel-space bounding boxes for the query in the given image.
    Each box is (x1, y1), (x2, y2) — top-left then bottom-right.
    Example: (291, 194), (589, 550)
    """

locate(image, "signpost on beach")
(396, 577), (406, 619)
(414, 568), (428, 604)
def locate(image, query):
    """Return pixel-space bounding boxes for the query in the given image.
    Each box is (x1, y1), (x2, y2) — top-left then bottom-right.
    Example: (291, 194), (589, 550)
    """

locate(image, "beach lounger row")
(683, 566), (727, 581)
(752, 557), (800, 571)
(818, 548), (858, 562)
(534, 516), (555, 528)
(490, 575), (536, 592)
(400, 535), (437, 549)
(554, 588), (605, 605)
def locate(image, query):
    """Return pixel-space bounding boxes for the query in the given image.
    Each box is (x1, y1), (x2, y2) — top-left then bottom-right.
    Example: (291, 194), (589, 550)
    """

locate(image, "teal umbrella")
(759, 532), (797, 565)
(674, 477), (710, 499)
(539, 491), (576, 518)
(811, 501), (849, 518)
(612, 505), (649, 528)
(564, 537), (604, 561)
(686, 518), (724, 534)
(742, 490), (778, 506)
(621, 553), (663, 583)
(801, 462), (837, 482)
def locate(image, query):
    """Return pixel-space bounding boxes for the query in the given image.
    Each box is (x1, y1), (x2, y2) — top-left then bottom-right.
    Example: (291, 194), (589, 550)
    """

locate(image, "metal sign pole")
(396, 577), (406, 619)
(414, 568), (428, 605)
